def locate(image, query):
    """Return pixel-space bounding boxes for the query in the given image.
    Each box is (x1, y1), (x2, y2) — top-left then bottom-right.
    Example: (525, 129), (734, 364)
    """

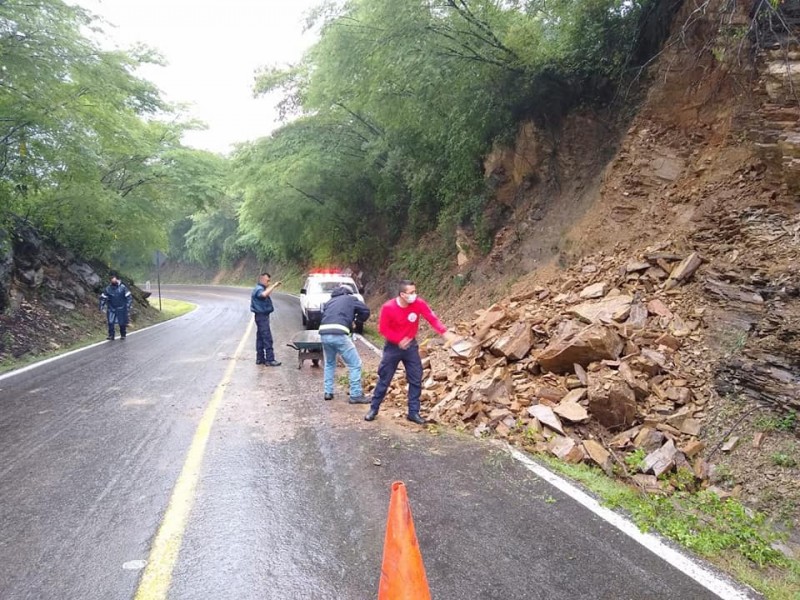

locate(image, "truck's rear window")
(310, 281), (356, 294)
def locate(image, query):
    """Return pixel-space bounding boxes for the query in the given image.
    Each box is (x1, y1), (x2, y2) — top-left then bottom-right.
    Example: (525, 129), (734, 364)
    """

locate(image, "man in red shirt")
(365, 280), (457, 425)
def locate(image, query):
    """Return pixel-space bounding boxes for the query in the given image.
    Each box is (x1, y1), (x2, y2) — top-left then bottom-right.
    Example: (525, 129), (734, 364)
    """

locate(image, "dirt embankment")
(385, 0), (800, 554)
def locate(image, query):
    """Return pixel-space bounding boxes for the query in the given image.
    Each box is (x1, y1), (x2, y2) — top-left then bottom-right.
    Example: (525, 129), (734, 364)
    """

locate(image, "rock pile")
(369, 246), (717, 490)
(365, 204), (800, 500)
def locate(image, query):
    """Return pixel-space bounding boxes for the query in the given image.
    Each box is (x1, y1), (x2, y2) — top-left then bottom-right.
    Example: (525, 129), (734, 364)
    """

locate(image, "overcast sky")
(75, 0), (321, 154)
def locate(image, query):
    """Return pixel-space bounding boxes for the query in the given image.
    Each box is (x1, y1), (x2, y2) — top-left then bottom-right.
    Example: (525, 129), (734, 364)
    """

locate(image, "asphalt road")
(0, 285), (754, 599)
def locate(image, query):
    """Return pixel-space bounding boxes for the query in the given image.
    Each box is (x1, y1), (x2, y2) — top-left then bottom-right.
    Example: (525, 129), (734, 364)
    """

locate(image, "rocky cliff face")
(753, 42), (800, 191)
(0, 220), (151, 362)
(0, 229), (14, 313)
(464, 3), (800, 271)
(432, 0), (800, 540)
(0, 220), (102, 312)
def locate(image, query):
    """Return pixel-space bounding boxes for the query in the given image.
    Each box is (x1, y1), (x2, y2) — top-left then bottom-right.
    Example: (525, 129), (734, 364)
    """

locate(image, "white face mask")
(404, 293), (417, 304)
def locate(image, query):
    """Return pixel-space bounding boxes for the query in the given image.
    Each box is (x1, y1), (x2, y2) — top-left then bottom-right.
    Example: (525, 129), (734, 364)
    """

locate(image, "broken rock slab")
(450, 337), (481, 360)
(626, 260), (651, 273)
(610, 426), (641, 449)
(474, 304), (508, 338)
(490, 321), (532, 361)
(579, 282), (609, 299)
(528, 404), (565, 435)
(664, 252), (702, 290)
(538, 323), (624, 373)
(681, 439), (705, 458)
(553, 400), (589, 423)
(583, 439), (613, 475)
(588, 380), (638, 430)
(549, 436), (586, 463)
(632, 474), (662, 492)
(647, 298), (673, 318)
(569, 295), (634, 324)
(721, 436), (740, 453)
(618, 362), (649, 401)
(626, 301), (649, 329)
(574, 363), (588, 385)
(560, 388), (587, 404)
(643, 439), (679, 477)
(704, 278), (764, 304)
(677, 418), (702, 437)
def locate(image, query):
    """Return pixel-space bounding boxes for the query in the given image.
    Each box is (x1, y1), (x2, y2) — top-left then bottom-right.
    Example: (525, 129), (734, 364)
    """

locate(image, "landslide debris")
(367, 206), (799, 535)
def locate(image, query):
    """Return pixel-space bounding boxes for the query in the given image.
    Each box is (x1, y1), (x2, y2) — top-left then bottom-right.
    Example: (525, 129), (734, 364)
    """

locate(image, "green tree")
(238, 0), (671, 273)
(0, 0), (211, 267)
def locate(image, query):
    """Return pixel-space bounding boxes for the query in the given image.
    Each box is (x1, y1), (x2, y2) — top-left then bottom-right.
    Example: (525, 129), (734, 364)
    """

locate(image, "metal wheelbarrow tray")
(287, 330), (323, 369)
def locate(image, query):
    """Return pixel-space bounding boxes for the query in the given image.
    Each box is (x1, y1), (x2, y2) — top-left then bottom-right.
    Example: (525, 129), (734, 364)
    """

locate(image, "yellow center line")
(134, 320), (254, 600)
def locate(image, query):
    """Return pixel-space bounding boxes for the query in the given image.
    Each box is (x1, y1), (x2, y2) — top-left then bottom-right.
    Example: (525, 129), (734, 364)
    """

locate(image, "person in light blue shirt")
(251, 272), (282, 366)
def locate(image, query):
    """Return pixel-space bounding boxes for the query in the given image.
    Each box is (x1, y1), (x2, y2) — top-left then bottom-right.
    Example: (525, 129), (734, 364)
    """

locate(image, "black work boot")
(406, 412), (427, 425)
(324, 393), (334, 401)
(364, 408), (379, 421)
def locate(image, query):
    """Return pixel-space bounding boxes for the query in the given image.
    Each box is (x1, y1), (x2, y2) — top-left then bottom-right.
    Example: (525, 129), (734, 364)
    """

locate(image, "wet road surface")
(0, 285), (754, 599)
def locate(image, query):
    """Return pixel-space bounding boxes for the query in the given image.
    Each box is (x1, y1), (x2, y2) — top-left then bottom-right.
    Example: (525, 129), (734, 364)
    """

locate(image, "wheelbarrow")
(287, 330), (324, 369)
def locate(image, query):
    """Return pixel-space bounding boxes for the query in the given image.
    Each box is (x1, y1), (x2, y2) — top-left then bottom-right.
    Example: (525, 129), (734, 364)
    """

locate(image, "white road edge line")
(349, 321), (753, 598)
(353, 333), (381, 355)
(501, 442), (756, 600)
(0, 314), (189, 383)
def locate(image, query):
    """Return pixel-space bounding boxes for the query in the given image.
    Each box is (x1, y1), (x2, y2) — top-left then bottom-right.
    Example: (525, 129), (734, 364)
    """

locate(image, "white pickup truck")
(300, 272), (365, 332)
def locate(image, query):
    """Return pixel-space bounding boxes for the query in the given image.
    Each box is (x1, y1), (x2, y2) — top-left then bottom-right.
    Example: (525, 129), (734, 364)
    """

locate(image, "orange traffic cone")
(378, 481), (432, 600)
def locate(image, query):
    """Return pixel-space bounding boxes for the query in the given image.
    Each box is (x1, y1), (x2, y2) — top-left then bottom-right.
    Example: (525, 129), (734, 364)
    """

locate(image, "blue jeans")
(321, 334), (362, 397)
(254, 313), (274, 362)
(370, 340), (423, 414)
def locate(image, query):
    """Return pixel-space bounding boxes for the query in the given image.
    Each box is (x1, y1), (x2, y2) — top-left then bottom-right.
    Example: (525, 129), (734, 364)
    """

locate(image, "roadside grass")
(771, 450), (798, 468)
(147, 297), (196, 320)
(754, 411), (798, 434)
(358, 323), (383, 347)
(532, 454), (800, 600)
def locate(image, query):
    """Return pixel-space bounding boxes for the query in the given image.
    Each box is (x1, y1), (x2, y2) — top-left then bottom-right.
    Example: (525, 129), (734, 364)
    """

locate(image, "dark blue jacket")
(100, 282), (133, 324)
(100, 282), (132, 309)
(319, 286), (370, 336)
(250, 284), (274, 314)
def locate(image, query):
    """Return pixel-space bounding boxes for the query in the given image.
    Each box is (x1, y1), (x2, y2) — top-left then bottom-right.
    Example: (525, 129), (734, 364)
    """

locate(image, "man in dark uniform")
(251, 272), (282, 366)
(99, 273), (133, 340)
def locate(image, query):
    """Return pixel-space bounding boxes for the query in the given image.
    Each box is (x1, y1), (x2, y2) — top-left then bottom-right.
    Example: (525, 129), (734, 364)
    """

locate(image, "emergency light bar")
(308, 268), (346, 275)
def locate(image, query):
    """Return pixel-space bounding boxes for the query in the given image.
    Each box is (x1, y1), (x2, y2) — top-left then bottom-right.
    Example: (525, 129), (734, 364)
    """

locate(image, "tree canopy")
(233, 0), (671, 271)
(1, 0), (677, 280)
(0, 0), (226, 268)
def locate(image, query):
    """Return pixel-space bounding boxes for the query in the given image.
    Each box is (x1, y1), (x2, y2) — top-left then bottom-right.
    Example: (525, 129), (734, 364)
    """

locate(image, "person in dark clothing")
(251, 272), (282, 366)
(99, 273), (133, 341)
(319, 285), (371, 403)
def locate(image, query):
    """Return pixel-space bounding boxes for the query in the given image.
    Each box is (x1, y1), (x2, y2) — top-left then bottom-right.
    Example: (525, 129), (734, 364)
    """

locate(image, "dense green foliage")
(0, 0), (226, 269)
(233, 0), (673, 270)
(1, 0), (678, 278)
